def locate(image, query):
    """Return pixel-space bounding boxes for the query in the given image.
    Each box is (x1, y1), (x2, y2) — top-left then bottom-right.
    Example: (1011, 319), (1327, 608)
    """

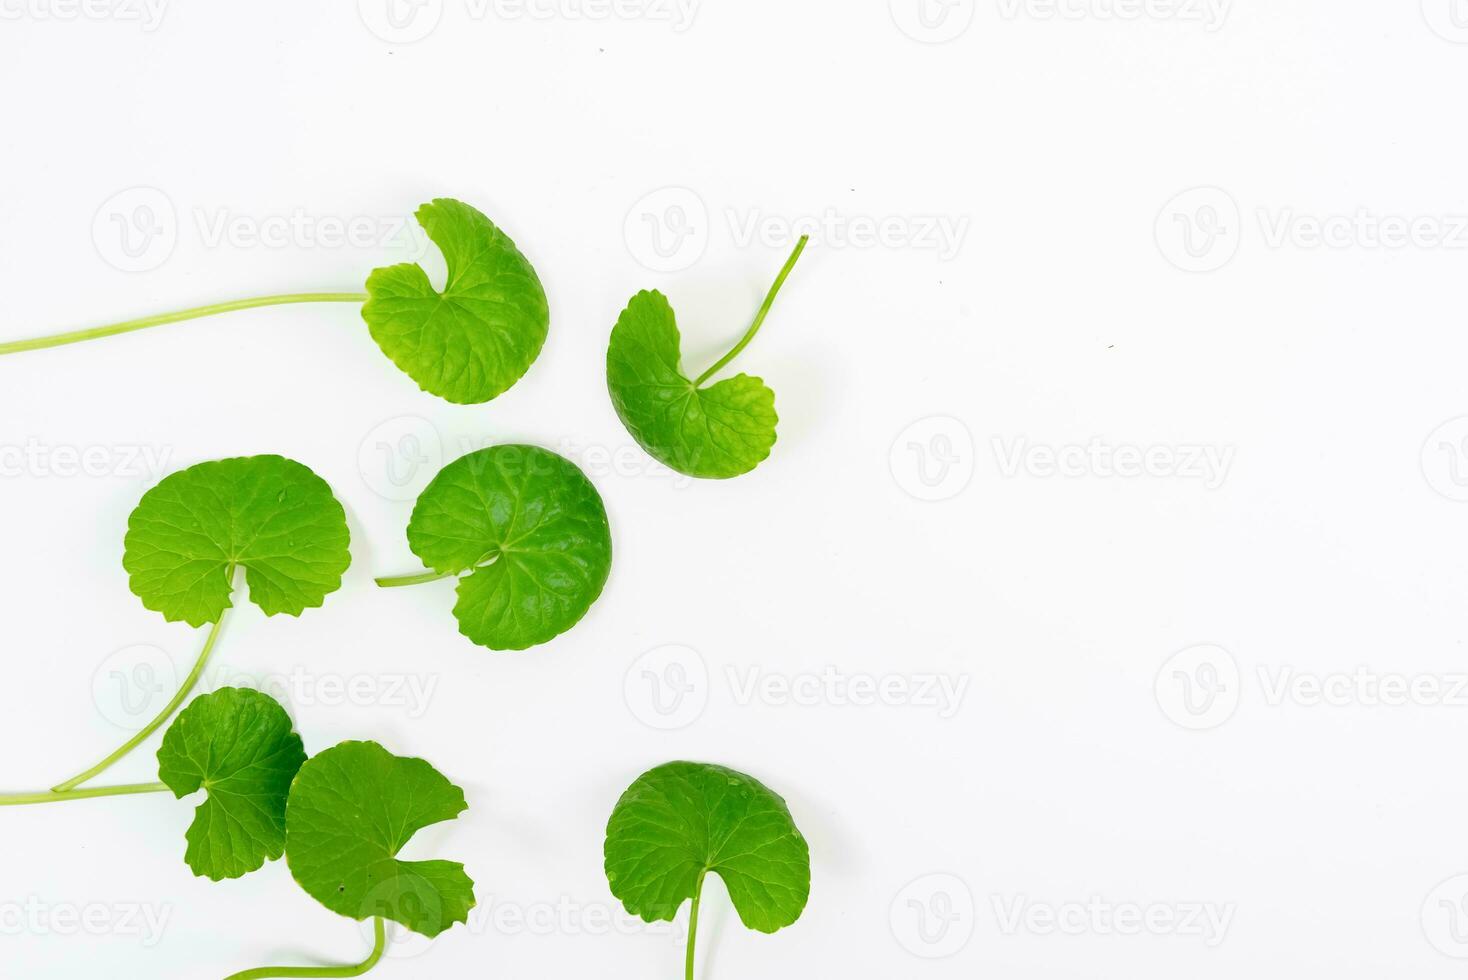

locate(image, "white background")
(3, 0), (1468, 977)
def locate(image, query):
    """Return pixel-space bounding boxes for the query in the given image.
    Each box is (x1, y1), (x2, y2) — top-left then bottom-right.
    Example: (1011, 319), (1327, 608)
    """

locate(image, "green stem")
(0, 292), (369, 356)
(692, 236), (809, 388)
(51, 605), (230, 793)
(222, 918), (386, 980)
(686, 870), (707, 980)
(375, 569), (455, 588)
(0, 782), (170, 806)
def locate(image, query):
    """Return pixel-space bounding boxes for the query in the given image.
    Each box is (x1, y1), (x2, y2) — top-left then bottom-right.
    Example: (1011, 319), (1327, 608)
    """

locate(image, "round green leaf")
(157, 687), (306, 882)
(406, 445), (612, 650)
(361, 198), (549, 404)
(607, 290), (778, 479)
(285, 741), (475, 939)
(123, 455), (351, 628)
(604, 761), (811, 934)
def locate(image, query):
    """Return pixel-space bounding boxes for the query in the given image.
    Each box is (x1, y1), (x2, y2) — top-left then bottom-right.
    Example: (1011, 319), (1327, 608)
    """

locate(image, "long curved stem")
(375, 569), (455, 588)
(222, 918), (386, 980)
(692, 236), (809, 388)
(0, 293), (368, 356)
(51, 607), (230, 793)
(0, 782), (170, 806)
(685, 871), (707, 980)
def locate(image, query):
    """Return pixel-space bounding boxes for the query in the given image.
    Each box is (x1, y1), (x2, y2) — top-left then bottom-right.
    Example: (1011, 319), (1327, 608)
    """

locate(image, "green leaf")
(606, 237), (808, 479)
(403, 445), (612, 650)
(604, 761), (811, 933)
(607, 291), (778, 479)
(156, 687), (307, 881)
(122, 455), (351, 628)
(362, 198), (549, 404)
(285, 741), (475, 939)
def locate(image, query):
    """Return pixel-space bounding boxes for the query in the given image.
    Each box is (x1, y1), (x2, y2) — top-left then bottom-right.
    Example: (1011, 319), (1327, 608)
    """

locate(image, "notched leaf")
(604, 761), (811, 934)
(157, 687), (307, 881)
(122, 454), (351, 627)
(362, 198), (549, 404)
(285, 740), (475, 939)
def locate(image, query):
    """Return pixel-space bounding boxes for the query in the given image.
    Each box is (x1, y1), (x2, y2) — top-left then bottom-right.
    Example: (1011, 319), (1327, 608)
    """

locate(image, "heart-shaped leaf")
(397, 444), (612, 650)
(604, 761), (811, 933)
(122, 455), (351, 628)
(285, 741), (475, 939)
(362, 198), (549, 404)
(606, 237), (807, 479)
(157, 687), (307, 881)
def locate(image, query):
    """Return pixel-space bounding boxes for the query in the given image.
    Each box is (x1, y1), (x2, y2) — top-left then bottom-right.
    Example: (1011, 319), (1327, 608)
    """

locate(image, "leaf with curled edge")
(606, 237), (808, 479)
(285, 741), (475, 939)
(362, 198), (549, 404)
